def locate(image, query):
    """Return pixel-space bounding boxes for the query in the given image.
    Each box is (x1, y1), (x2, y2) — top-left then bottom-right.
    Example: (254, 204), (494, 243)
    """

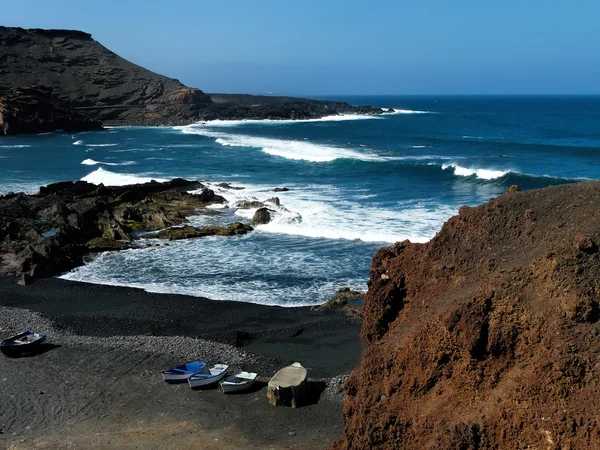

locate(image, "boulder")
(273, 187), (290, 192)
(252, 207), (274, 225)
(320, 287), (365, 309)
(264, 197), (280, 206)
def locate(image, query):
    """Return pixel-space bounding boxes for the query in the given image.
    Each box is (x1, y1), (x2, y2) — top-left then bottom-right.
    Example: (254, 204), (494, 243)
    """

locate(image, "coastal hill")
(332, 182), (600, 449)
(0, 26), (387, 134)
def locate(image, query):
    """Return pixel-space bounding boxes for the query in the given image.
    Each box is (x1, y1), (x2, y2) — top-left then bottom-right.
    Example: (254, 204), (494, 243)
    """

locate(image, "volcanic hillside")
(333, 182), (600, 449)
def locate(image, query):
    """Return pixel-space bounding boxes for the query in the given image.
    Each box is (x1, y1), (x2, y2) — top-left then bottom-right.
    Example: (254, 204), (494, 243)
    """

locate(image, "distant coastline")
(0, 26), (392, 135)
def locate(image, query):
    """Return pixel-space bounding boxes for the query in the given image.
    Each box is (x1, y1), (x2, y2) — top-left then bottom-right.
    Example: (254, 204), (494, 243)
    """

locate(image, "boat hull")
(188, 371), (228, 389)
(162, 361), (207, 383)
(220, 379), (256, 394)
(1, 331), (46, 356)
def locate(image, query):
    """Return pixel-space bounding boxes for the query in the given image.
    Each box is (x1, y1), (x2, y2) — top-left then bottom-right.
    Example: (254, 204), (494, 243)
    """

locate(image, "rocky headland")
(0, 178), (253, 278)
(332, 181), (600, 449)
(0, 26), (391, 135)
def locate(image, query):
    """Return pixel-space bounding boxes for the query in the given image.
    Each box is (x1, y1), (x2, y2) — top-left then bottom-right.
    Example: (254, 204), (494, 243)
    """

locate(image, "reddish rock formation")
(333, 182), (600, 449)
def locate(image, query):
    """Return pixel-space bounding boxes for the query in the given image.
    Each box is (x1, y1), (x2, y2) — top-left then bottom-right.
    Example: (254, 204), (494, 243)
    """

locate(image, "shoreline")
(0, 276), (360, 448)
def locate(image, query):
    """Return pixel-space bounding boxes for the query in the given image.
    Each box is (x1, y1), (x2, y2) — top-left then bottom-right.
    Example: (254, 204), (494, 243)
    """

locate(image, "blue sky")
(3, 0), (599, 95)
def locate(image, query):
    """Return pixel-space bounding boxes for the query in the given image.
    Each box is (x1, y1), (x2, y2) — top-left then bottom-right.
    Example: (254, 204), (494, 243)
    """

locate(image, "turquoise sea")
(1, 95), (599, 306)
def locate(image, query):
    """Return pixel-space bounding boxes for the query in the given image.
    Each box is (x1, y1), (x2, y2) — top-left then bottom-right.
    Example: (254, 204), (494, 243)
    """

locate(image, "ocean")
(1, 95), (599, 306)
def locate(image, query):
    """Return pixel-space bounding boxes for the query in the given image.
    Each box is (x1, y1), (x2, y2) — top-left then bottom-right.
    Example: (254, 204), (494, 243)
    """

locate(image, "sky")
(3, 0), (600, 95)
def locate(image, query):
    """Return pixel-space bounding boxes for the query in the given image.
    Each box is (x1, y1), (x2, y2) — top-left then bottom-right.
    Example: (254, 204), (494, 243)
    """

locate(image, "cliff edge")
(334, 182), (600, 449)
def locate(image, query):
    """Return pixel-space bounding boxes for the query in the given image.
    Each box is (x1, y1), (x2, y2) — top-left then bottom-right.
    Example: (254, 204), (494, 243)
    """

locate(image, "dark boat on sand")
(1, 331), (47, 356)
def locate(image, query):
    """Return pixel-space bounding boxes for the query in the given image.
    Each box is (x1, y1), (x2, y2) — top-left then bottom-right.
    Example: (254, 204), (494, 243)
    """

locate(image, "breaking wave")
(81, 159), (136, 166)
(441, 163), (510, 180)
(81, 167), (168, 186)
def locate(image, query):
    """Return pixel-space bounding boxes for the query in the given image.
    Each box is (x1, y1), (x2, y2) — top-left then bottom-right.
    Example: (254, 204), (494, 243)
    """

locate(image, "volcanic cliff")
(333, 182), (600, 449)
(0, 27), (387, 134)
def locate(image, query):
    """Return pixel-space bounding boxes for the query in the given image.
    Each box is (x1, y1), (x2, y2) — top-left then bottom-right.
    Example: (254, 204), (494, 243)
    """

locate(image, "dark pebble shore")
(0, 276), (361, 449)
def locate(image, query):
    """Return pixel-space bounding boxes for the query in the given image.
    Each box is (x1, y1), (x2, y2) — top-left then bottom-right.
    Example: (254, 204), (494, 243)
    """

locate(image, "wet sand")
(0, 277), (361, 449)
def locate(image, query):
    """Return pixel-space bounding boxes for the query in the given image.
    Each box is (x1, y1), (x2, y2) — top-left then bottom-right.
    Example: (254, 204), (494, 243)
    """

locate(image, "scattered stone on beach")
(273, 187), (290, 192)
(506, 184), (521, 193)
(252, 208), (275, 225)
(320, 288), (365, 309)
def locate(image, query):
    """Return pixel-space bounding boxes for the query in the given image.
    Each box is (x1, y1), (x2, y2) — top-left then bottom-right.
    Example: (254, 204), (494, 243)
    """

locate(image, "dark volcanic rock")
(252, 207), (274, 225)
(234, 200), (264, 209)
(273, 187), (290, 192)
(0, 26), (212, 127)
(154, 223), (253, 240)
(333, 181), (600, 450)
(0, 178), (226, 277)
(0, 87), (102, 135)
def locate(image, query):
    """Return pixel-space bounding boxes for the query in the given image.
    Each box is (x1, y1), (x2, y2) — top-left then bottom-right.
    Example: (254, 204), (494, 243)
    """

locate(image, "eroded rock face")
(333, 182), (600, 450)
(0, 87), (102, 135)
(0, 27), (212, 127)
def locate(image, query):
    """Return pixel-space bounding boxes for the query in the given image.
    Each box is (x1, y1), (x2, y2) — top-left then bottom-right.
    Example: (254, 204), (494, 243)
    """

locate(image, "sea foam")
(442, 163), (509, 180)
(179, 126), (381, 162)
(81, 167), (168, 186)
(81, 159), (136, 166)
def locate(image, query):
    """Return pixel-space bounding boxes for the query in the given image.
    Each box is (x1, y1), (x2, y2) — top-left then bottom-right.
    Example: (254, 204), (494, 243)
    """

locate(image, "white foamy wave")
(179, 126), (380, 162)
(81, 167), (168, 186)
(81, 159), (136, 166)
(59, 240), (369, 307)
(442, 163), (509, 180)
(411, 145), (427, 148)
(0, 144), (32, 148)
(391, 109), (434, 114)
(200, 181), (455, 244)
(193, 114), (380, 128)
(72, 140), (117, 147)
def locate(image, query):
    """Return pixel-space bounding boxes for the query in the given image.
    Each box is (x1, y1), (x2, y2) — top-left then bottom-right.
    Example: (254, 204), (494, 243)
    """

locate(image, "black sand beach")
(0, 277), (362, 449)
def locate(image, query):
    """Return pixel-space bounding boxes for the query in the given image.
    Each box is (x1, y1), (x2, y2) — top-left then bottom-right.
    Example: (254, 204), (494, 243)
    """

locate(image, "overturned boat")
(188, 363), (229, 389)
(162, 361), (207, 383)
(267, 362), (307, 408)
(1, 331), (46, 356)
(219, 371), (258, 394)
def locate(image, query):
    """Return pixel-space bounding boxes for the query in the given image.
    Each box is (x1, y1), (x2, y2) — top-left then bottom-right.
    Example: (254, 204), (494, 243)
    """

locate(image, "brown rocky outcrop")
(333, 181), (600, 449)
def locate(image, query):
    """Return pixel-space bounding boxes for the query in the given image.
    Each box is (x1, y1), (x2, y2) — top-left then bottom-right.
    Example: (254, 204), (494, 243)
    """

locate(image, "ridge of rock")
(333, 181), (600, 449)
(0, 26), (390, 133)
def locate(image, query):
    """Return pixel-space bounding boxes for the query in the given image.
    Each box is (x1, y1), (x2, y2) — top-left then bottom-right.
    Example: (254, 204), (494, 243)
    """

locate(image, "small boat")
(219, 371), (258, 394)
(267, 362), (307, 408)
(188, 363), (229, 389)
(1, 331), (47, 356)
(162, 361), (207, 383)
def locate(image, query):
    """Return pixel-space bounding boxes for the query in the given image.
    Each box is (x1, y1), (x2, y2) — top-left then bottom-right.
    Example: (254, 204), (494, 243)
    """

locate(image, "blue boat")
(162, 361), (206, 382)
(1, 330), (47, 356)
